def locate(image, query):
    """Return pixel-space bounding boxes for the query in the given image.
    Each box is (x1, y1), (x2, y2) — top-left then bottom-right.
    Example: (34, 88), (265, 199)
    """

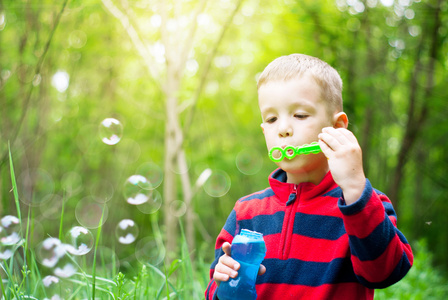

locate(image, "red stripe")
(351, 234), (411, 282)
(236, 195), (284, 219)
(214, 229), (234, 250)
(256, 282), (374, 299)
(343, 197), (386, 239)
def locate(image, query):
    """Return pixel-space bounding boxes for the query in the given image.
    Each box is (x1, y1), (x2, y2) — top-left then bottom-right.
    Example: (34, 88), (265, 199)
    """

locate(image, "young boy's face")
(258, 76), (336, 181)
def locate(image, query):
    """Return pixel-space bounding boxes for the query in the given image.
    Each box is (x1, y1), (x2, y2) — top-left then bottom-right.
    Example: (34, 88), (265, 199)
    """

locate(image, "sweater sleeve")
(205, 209), (238, 300)
(338, 179), (413, 289)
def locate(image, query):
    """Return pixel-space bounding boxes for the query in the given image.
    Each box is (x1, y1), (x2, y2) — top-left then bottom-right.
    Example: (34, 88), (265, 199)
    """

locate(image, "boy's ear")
(260, 123), (265, 134)
(333, 112), (348, 129)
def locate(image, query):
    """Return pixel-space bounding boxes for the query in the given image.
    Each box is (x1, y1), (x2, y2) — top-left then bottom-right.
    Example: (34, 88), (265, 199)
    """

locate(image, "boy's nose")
(278, 122), (293, 137)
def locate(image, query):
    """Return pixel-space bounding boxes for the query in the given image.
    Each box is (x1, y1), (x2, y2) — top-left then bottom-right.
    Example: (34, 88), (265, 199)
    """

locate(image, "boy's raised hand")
(318, 127), (366, 205)
(213, 242), (266, 287)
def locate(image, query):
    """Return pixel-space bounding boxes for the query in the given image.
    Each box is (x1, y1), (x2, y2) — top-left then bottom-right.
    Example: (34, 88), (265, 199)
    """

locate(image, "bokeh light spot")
(236, 149), (263, 175)
(75, 197), (108, 229)
(203, 170), (231, 197)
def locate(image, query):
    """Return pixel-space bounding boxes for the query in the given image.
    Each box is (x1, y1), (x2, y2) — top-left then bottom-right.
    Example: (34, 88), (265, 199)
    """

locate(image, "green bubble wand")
(269, 142), (321, 162)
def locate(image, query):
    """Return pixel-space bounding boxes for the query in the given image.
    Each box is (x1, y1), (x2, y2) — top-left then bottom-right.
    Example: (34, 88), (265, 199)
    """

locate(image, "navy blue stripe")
(293, 213), (345, 240)
(211, 247), (225, 270)
(382, 201), (397, 219)
(223, 209), (237, 237)
(238, 211), (285, 236)
(239, 189), (274, 202)
(348, 213), (397, 261)
(205, 279), (214, 299)
(323, 186), (343, 198)
(339, 179), (372, 215)
(373, 187), (386, 196)
(356, 252), (412, 289)
(258, 258), (358, 286)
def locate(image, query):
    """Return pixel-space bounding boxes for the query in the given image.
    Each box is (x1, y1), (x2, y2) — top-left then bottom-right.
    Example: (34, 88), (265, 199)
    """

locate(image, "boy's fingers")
(219, 254), (240, 270)
(213, 270), (230, 286)
(215, 262), (239, 279)
(258, 264), (266, 276)
(222, 242), (231, 256)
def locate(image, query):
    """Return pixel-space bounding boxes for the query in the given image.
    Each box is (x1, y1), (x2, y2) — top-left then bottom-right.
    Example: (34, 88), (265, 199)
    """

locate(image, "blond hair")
(257, 54), (343, 112)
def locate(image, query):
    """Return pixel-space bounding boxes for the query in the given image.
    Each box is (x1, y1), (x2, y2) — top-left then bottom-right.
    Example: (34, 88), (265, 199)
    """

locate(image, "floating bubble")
(68, 30), (87, 49)
(135, 236), (165, 266)
(136, 189), (163, 214)
(136, 162), (163, 189)
(236, 149), (263, 175)
(169, 154), (191, 175)
(99, 118), (123, 145)
(42, 275), (62, 300)
(84, 246), (119, 280)
(36, 238), (66, 268)
(203, 170), (231, 197)
(17, 168), (55, 207)
(61, 171), (83, 196)
(115, 219), (139, 244)
(0, 243), (14, 260)
(75, 197), (108, 229)
(123, 175), (151, 205)
(170, 200), (187, 217)
(89, 179), (114, 203)
(115, 138), (141, 164)
(65, 226), (93, 256)
(53, 254), (77, 278)
(0, 215), (21, 245)
(40, 194), (64, 220)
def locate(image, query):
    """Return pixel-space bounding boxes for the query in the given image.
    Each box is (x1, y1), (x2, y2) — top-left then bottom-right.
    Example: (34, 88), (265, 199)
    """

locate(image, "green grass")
(1, 145), (209, 299)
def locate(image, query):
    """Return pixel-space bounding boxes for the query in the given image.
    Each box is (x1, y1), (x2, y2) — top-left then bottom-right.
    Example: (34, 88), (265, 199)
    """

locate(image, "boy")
(205, 54), (413, 299)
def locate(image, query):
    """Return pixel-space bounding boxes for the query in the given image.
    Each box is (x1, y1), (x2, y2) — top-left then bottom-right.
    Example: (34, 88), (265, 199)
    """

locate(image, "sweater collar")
(268, 168), (338, 203)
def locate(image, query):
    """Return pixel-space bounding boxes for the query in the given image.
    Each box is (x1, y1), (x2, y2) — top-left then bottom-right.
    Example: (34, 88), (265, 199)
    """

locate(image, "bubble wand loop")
(269, 142), (321, 162)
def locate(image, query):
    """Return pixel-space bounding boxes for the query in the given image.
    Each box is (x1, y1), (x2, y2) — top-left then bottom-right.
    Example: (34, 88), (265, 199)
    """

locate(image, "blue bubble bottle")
(217, 229), (267, 300)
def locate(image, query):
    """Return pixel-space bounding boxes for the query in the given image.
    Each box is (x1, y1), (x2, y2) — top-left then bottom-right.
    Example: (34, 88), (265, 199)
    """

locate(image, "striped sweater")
(205, 169), (413, 299)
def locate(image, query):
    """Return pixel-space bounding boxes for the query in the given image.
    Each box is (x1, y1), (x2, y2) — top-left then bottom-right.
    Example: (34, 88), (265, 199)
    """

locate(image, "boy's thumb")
(222, 242), (232, 256)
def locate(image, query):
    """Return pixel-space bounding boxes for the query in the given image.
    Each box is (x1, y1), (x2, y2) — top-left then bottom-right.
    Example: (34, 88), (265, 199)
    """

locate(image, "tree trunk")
(389, 0), (442, 208)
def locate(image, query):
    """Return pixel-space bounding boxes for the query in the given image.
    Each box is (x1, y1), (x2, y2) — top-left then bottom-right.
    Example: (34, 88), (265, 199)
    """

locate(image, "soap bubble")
(42, 275), (62, 300)
(99, 118), (123, 145)
(61, 171), (83, 196)
(89, 179), (114, 203)
(123, 175), (151, 205)
(203, 170), (231, 197)
(0, 243), (15, 260)
(115, 138), (141, 164)
(36, 238), (66, 268)
(17, 168), (55, 206)
(236, 149), (263, 175)
(115, 219), (139, 244)
(136, 189), (163, 214)
(53, 254), (77, 278)
(75, 197), (108, 229)
(85, 246), (119, 280)
(136, 162), (163, 189)
(65, 226), (93, 255)
(135, 236), (165, 266)
(0, 215), (21, 245)
(170, 200), (187, 217)
(40, 194), (64, 220)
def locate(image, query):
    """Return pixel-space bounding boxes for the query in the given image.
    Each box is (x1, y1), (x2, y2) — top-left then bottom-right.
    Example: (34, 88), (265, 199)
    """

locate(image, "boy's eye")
(266, 117), (277, 123)
(294, 114), (309, 119)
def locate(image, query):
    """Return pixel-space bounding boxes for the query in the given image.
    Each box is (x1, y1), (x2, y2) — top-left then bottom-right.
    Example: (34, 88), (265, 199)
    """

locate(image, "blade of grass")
(92, 205), (106, 300)
(58, 190), (65, 241)
(8, 141), (21, 224)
